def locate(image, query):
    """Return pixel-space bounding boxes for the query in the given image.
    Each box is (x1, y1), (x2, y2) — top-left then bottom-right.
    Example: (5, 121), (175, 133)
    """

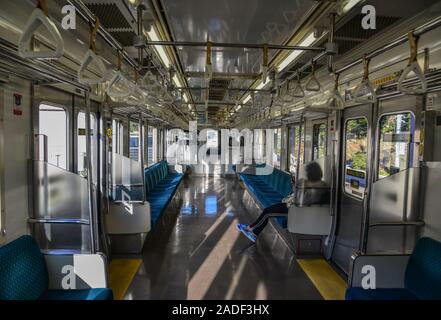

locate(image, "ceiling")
(79, 0), (440, 127)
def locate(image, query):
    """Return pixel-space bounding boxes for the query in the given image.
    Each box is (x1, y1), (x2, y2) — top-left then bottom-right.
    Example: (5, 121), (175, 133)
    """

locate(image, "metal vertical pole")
(85, 91), (97, 253)
(295, 113), (304, 183)
(139, 114), (145, 202)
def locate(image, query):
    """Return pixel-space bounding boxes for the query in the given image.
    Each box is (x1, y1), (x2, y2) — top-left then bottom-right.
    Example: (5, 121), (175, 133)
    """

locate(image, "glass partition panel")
(33, 223), (91, 253)
(295, 156), (332, 206)
(111, 153), (144, 202)
(367, 165), (422, 254)
(33, 160), (90, 220)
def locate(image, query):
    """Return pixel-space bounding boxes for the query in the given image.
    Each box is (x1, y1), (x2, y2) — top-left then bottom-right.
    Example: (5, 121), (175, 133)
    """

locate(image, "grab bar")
(397, 31), (427, 95)
(369, 221), (425, 227)
(18, 0), (64, 59)
(78, 18), (107, 85)
(354, 55), (377, 103)
(29, 218), (90, 225)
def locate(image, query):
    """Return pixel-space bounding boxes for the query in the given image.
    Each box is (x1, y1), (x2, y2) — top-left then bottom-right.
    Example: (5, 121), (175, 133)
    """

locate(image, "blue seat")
(0, 236), (113, 300)
(144, 161), (184, 228)
(346, 237), (441, 300)
(239, 166), (293, 228)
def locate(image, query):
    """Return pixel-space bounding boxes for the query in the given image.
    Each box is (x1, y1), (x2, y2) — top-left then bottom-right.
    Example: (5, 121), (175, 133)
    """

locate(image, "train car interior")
(1, 0), (441, 305)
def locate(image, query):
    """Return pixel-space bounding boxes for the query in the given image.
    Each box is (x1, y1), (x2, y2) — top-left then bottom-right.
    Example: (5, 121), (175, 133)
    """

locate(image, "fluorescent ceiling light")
(277, 32), (317, 72)
(235, 105), (242, 111)
(146, 27), (171, 68)
(243, 95), (251, 104)
(343, 0), (363, 13)
(173, 74), (183, 88)
(188, 104), (192, 110)
(256, 80), (267, 90)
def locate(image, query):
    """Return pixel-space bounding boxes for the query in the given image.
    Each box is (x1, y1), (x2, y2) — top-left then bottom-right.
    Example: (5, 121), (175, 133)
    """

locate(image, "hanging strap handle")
(305, 60), (321, 92)
(290, 72), (305, 98)
(327, 72), (345, 109)
(78, 16), (107, 85)
(354, 55), (377, 103)
(397, 31), (427, 95)
(18, 0), (64, 59)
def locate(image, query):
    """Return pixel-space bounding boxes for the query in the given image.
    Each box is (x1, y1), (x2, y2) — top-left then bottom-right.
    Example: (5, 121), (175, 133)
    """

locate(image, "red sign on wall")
(13, 93), (23, 116)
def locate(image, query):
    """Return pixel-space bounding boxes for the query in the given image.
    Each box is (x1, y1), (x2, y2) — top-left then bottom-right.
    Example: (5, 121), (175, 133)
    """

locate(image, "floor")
(124, 176), (322, 300)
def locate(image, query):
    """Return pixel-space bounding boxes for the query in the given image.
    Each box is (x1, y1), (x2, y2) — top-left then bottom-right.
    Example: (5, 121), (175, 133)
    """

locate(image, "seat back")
(405, 237), (441, 299)
(0, 235), (48, 300)
(264, 168), (293, 197)
(144, 161), (169, 195)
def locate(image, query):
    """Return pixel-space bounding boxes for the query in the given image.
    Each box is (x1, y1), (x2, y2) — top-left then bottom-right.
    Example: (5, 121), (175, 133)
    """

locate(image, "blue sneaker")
(236, 224), (257, 242)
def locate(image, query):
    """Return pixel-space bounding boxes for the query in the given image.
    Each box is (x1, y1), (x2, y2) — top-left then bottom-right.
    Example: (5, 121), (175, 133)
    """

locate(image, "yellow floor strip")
(297, 259), (347, 300)
(108, 259), (142, 300)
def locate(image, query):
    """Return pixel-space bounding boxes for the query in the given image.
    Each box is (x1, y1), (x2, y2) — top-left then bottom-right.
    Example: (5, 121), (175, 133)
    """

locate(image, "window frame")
(342, 116), (369, 200)
(38, 102), (69, 170)
(375, 110), (415, 182)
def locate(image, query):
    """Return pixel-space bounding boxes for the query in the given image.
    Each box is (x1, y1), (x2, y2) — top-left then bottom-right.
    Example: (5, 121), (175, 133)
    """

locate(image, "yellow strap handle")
(89, 17), (100, 52)
(362, 55), (371, 81)
(37, 0), (49, 16)
(408, 31), (419, 65)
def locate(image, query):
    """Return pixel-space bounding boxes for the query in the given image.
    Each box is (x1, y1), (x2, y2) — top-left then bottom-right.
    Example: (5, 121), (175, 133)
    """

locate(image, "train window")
(344, 118), (368, 199)
(273, 128), (282, 168)
(130, 121), (140, 161)
(312, 123), (327, 160)
(377, 112), (415, 180)
(288, 125), (305, 174)
(39, 104), (68, 170)
(253, 130), (265, 163)
(148, 126), (158, 165)
(77, 112), (96, 176)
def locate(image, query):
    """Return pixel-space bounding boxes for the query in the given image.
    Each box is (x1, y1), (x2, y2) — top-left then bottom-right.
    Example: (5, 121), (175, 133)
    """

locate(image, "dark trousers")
(249, 203), (288, 235)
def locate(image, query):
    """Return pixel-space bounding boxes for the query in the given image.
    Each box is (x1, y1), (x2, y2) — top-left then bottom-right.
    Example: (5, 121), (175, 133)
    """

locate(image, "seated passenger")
(236, 162), (329, 242)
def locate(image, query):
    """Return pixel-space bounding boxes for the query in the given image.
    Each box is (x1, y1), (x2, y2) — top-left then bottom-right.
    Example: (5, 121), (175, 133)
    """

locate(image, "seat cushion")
(405, 237), (441, 299)
(346, 287), (417, 300)
(40, 288), (113, 300)
(0, 235), (49, 300)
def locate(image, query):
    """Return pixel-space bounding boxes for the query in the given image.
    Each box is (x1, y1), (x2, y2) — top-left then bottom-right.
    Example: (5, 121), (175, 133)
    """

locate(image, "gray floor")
(124, 176), (322, 300)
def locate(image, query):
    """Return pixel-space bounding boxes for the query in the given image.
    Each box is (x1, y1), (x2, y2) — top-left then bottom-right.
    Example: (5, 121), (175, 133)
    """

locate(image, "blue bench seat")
(144, 161), (184, 228)
(0, 236), (113, 300)
(239, 166), (293, 228)
(346, 237), (441, 300)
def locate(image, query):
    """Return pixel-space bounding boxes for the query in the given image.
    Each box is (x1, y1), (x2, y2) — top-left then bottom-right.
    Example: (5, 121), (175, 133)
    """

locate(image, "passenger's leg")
(249, 203), (288, 235)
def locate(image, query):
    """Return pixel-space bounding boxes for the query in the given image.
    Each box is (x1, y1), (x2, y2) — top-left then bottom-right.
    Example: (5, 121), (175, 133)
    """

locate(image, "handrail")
(18, 0), (64, 59)
(305, 60), (321, 92)
(29, 218), (90, 225)
(397, 31), (427, 95)
(369, 221), (425, 227)
(78, 18), (107, 85)
(354, 55), (377, 103)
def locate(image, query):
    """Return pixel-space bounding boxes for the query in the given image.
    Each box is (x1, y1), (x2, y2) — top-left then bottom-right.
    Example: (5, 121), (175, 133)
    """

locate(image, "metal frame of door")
(331, 103), (375, 274)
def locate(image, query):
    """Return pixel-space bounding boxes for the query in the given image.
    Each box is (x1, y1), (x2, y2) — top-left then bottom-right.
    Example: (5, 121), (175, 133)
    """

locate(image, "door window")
(377, 113), (415, 180)
(344, 118), (368, 199)
(39, 104), (68, 169)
